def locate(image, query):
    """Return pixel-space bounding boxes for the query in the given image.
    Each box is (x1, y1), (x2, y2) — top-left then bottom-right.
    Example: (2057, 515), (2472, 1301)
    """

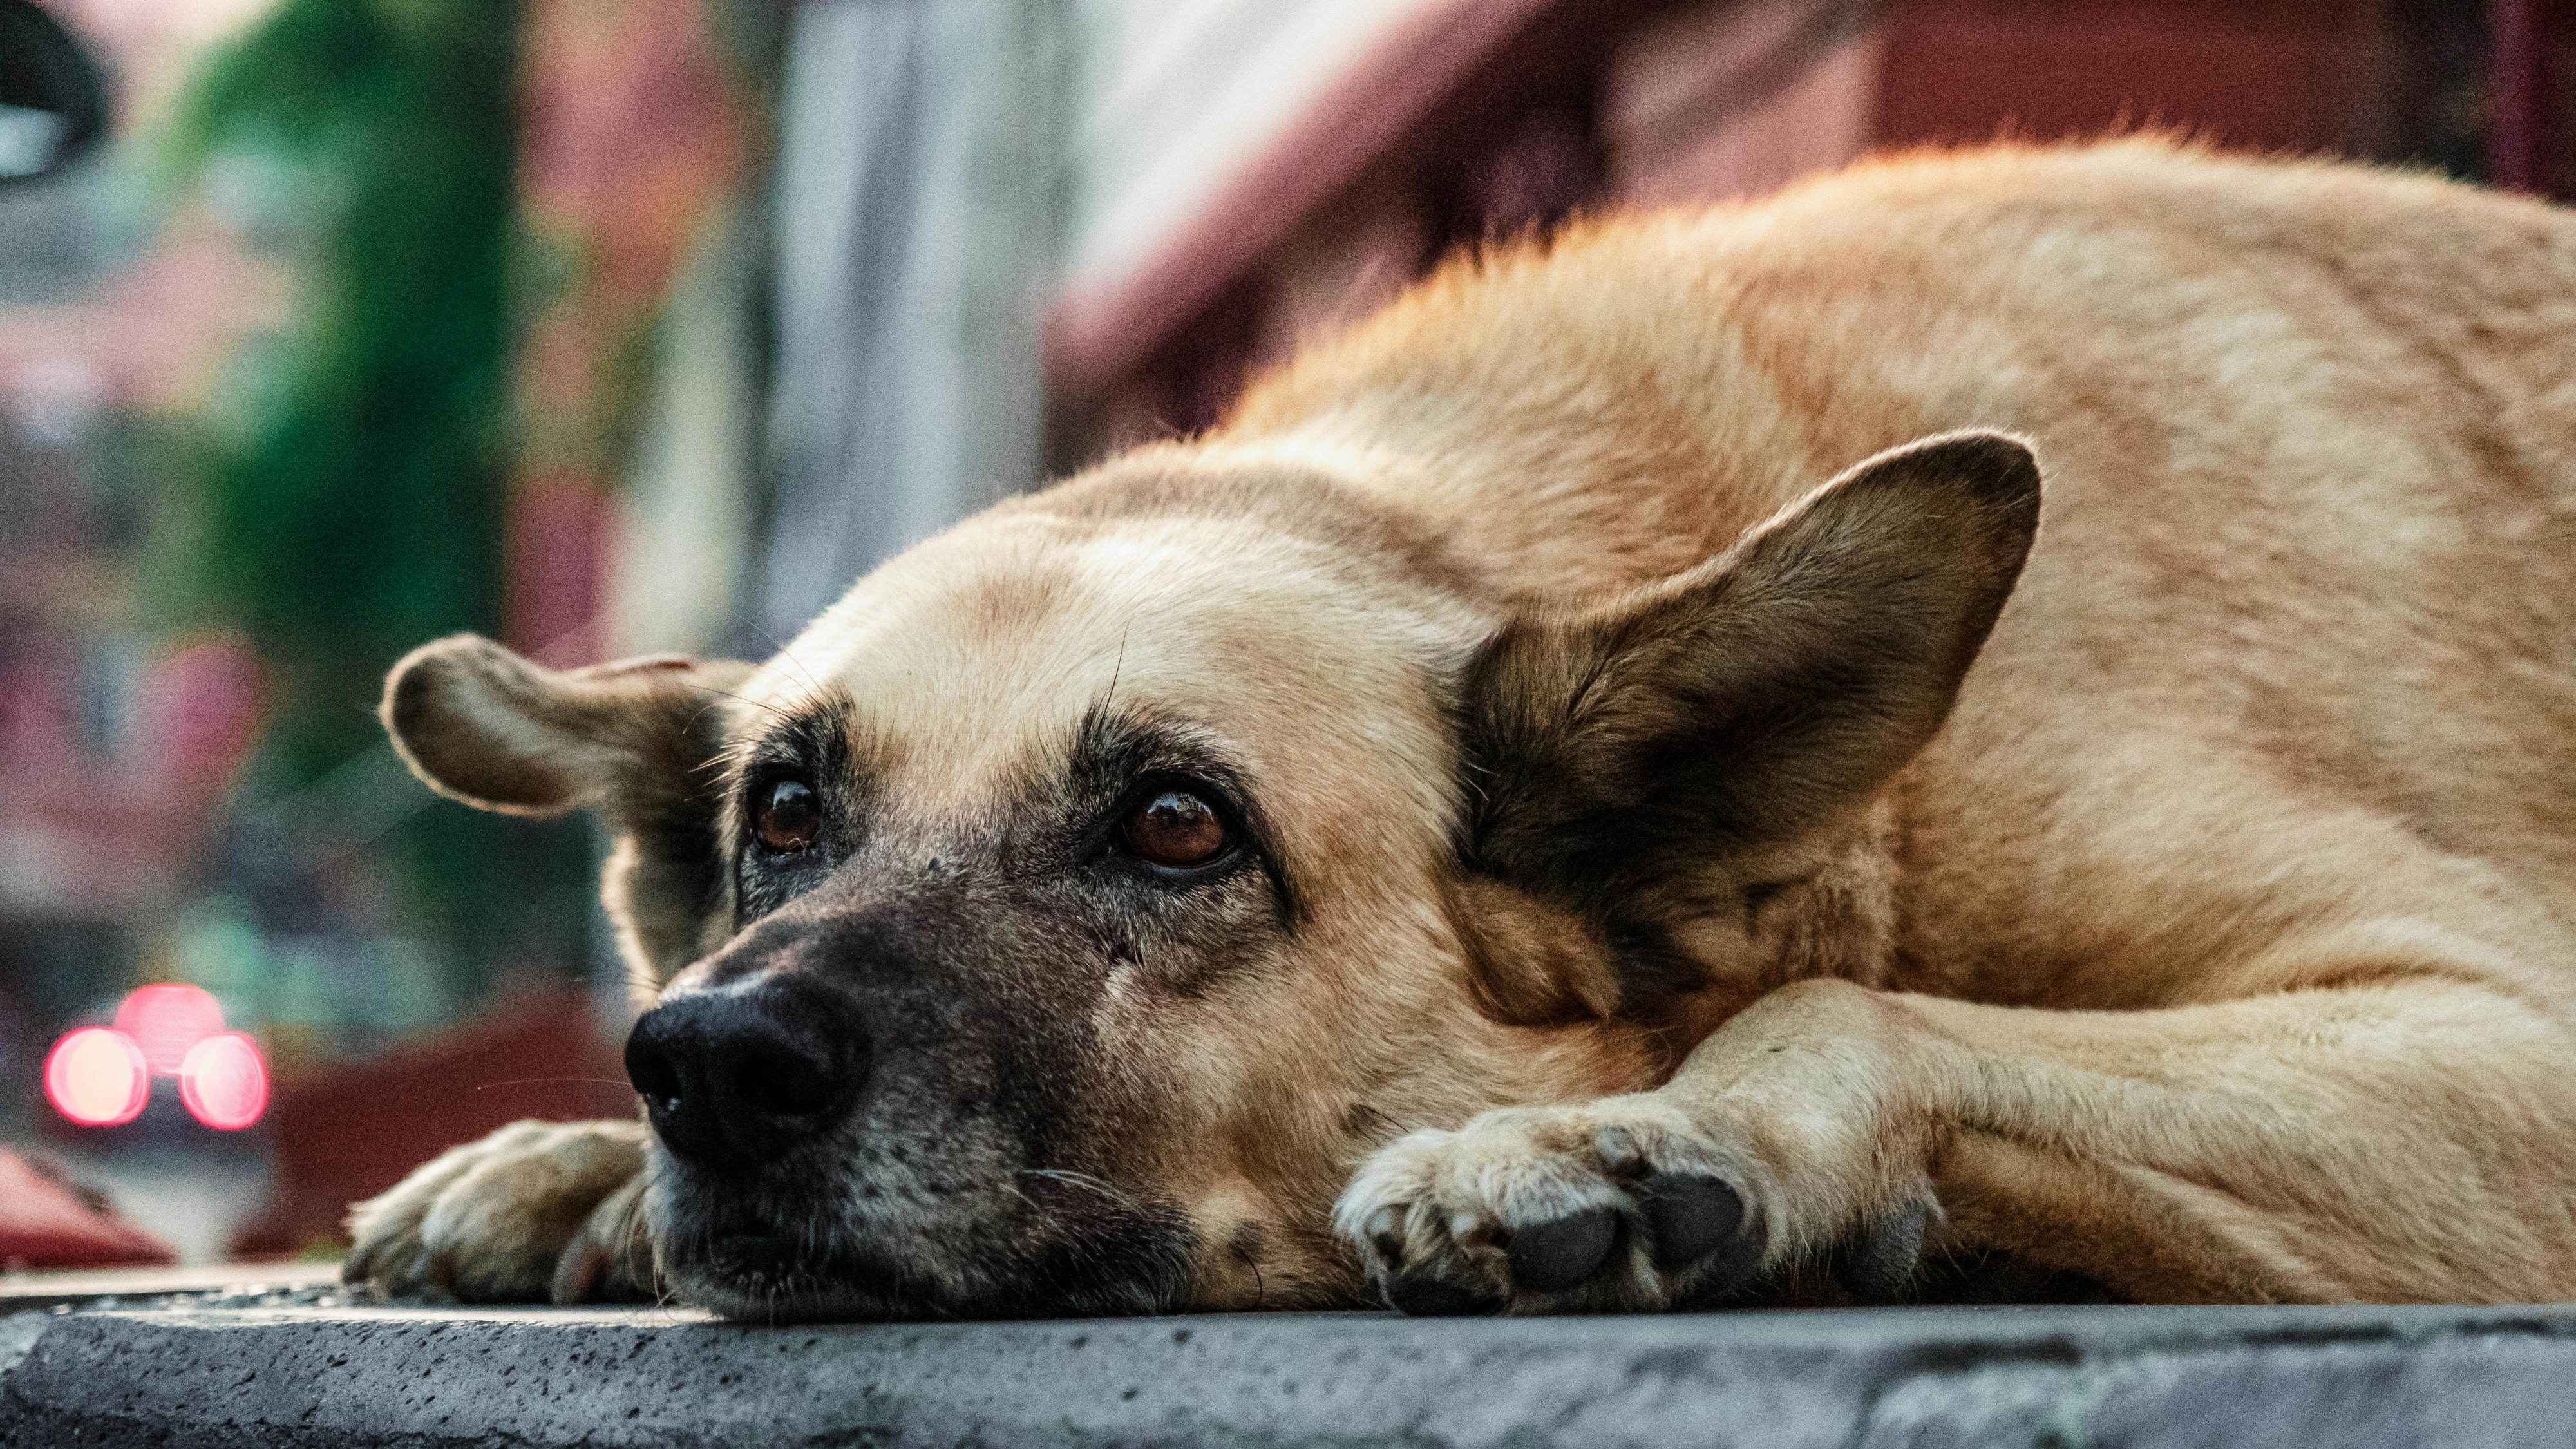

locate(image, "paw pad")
(1830, 1197), (1929, 1302)
(1639, 1171), (1745, 1271)
(1506, 1206), (1620, 1292)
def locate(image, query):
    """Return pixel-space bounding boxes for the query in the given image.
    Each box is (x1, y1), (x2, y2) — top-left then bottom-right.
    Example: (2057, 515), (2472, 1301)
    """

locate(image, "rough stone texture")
(5, 1302), (2576, 1448)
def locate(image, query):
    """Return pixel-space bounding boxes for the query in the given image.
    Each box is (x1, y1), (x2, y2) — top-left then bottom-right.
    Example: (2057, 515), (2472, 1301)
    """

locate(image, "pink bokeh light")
(44, 1027), (150, 1126)
(112, 982), (225, 1075)
(176, 1032), (268, 1130)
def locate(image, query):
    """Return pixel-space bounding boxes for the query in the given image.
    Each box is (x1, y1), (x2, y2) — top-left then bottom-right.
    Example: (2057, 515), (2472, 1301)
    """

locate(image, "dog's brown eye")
(1123, 789), (1228, 869)
(755, 778), (821, 855)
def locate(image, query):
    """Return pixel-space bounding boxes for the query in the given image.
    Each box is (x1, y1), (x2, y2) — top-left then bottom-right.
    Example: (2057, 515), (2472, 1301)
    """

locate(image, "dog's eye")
(1121, 789), (1229, 870)
(754, 777), (821, 855)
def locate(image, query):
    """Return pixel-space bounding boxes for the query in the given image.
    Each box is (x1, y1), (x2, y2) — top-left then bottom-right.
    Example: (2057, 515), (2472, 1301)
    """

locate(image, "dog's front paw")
(343, 1118), (656, 1305)
(1335, 1096), (1930, 1315)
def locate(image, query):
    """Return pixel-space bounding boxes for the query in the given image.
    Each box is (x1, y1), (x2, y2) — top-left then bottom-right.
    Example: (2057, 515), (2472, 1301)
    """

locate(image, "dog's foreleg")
(1341, 931), (2576, 1312)
(1900, 967), (2576, 1305)
(344, 1118), (660, 1304)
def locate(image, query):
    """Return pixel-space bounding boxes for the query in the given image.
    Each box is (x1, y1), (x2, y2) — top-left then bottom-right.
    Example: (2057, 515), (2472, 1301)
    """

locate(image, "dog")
(341, 140), (2576, 1319)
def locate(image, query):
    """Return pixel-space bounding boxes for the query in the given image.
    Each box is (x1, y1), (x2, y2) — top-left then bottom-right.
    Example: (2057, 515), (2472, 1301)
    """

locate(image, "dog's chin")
(660, 1193), (1203, 1323)
(670, 1232), (943, 1323)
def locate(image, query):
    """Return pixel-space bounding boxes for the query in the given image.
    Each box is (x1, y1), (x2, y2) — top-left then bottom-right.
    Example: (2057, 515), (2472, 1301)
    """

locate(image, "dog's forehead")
(735, 510), (1467, 815)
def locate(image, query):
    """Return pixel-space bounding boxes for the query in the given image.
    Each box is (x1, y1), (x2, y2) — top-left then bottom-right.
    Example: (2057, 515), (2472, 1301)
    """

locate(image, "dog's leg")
(344, 1119), (659, 1305)
(1340, 923), (2576, 1312)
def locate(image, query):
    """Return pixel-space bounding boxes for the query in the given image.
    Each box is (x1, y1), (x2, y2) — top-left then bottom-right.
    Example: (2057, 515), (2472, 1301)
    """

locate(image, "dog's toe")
(547, 1171), (656, 1305)
(1390, 1267), (1507, 1316)
(1831, 1196), (1930, 1302)
(1507, 1206), (1619, 1292)
(1640, 1171), (1747, 1273)
(1340, 1102), (1770, 1313)
(345, 1119), (653, 1303)
(1339, 1096), (1946, 1314)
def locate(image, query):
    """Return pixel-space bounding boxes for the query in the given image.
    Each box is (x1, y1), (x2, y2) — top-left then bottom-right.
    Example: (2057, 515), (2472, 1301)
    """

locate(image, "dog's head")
(381, 431), (2037, 1319)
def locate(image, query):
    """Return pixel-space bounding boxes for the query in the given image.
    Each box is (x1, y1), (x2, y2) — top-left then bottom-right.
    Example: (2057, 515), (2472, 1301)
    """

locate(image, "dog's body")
(346, 142), (2576, 1316)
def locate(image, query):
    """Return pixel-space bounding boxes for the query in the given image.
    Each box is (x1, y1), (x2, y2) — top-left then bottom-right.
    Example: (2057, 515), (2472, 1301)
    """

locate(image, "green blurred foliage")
(162, 0), (591, 997)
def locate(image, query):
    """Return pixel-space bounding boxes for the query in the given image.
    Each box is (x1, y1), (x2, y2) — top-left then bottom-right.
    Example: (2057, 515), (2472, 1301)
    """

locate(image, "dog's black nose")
(625, 975), (868, 1169)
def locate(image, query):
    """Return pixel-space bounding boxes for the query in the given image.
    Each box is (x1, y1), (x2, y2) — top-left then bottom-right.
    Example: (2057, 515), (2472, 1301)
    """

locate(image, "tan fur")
(381, 639), (754, 992)
(343, 1119), (653, 1303)
(350, 140), (2576, 1314)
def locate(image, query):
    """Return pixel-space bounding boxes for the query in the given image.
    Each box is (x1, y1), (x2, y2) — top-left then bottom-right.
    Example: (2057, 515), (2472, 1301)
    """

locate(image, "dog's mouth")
(657, 1176), (1201, 1321)
(672, 1214), (939, 1322)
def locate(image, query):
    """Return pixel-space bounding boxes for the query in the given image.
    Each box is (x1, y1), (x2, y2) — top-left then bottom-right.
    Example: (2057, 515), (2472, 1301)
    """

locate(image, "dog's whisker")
(1100, 620), (1133, 712)
(681, 681), (793, 723)
(1020, 1168), (1141, 1211)
(731, 610), (829, 700)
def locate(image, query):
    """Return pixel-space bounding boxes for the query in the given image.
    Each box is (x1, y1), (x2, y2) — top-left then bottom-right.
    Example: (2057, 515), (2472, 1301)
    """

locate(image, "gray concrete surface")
(5, 1300), (2576, 1448)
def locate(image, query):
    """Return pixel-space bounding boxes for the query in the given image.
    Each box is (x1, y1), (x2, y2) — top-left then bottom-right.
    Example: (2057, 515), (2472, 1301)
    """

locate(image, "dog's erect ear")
(382, 634), (757, 985)
(1461, 430), (2041, 902)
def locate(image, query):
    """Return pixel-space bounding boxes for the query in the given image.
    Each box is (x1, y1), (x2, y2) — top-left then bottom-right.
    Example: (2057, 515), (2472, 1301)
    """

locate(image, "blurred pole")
(750, 0), (1068, 647)
(510, 0), (754, 668)
(612, 204), (762, 660)
(2487, 0), (2545, 191)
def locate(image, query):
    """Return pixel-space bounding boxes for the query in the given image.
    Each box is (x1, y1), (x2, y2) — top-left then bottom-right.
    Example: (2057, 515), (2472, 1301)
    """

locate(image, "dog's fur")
(344, 140), (2576, 1318)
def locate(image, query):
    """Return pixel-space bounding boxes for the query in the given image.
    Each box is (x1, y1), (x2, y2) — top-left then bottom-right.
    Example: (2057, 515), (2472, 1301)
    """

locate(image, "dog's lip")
(688, 1202), (849, 1278)
(708, 1227), (796, 1275)
(668, 1202), (920, 1303)
(678, 1233), (927, 1320)
(658, 1170), (1199, 1320)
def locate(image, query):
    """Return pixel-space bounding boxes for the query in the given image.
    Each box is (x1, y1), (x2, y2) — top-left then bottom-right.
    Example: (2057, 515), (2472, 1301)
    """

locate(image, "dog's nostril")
(627, 1039), (681, 1103)
(625, 977), (869, 1169)
(624, 1021), (714, 1159)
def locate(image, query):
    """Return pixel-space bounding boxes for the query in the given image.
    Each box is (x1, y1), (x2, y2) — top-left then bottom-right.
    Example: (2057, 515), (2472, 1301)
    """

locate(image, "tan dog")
(342, 140), (2576, 1318)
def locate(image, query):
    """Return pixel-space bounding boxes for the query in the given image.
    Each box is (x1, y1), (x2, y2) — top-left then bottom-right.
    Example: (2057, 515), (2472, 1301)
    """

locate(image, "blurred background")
(0, 0), (2567, 1272)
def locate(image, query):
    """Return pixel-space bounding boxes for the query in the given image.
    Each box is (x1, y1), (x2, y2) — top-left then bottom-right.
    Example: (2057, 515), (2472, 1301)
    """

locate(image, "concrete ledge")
(7, 1300), (2576, 1447)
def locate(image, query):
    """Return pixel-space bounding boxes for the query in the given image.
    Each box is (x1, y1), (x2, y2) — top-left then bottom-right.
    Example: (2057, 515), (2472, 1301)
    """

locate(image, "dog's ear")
(382, 634), (756, 985)
(1461, 431), (2041, 905)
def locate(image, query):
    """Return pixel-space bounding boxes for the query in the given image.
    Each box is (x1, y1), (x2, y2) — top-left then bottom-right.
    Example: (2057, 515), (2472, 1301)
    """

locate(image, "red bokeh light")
(177, 1032), (269, 1130)
(113, 983), (226, 1075)
(44, 1027), (149, 1127)
(43, 987), (268, 1130)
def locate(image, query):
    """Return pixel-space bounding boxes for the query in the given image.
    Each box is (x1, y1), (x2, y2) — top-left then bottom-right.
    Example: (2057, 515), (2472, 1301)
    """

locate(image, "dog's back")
(1233, 140), (2576, 1015)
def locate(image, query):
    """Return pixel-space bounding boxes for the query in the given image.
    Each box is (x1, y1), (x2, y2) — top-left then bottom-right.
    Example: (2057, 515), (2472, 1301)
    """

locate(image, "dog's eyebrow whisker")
(1099, 620), (1133, 712)
(730, 610), (830, 700)
(777, 647), (825, 696)
(680, 682), (794, 724)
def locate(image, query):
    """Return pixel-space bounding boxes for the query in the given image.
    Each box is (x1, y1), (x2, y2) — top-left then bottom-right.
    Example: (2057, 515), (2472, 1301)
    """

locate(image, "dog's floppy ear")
(1461, 430), (2041, 903)
(382, 634), (757, 984)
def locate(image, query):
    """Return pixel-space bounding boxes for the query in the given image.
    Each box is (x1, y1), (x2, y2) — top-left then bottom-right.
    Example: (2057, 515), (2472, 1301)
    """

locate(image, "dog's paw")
(343, 1118), (657, 1305)
(1334, 1096), (1931, 1314)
